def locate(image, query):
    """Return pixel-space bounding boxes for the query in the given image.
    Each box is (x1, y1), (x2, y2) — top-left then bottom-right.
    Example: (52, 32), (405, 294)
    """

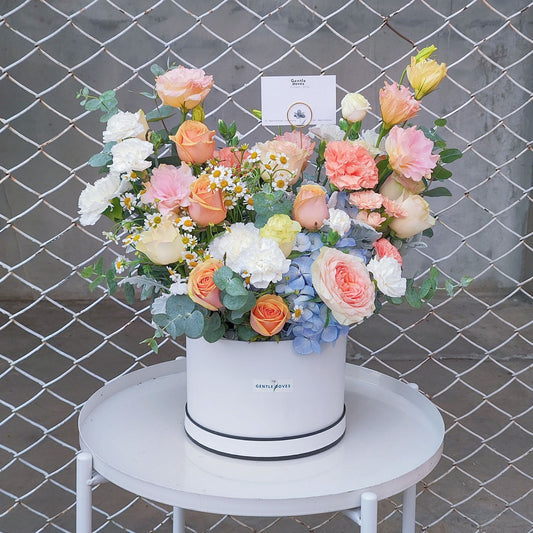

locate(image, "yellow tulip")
(406, 56), (447, 99)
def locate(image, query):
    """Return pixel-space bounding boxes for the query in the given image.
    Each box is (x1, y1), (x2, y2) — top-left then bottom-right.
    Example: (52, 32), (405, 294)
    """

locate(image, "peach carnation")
(356, 210), (386, 229)
(324, 141), (378, 191)
(349, 190), (384, 210)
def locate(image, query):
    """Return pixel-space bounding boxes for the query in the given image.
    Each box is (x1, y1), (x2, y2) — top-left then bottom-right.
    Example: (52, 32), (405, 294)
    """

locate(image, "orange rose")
(188, 175), (227, 226)
(170, 120), (215, 164)
(188, 258), (224, 311)
(250, 294), (290, 337)
(292, 184), (329, 231)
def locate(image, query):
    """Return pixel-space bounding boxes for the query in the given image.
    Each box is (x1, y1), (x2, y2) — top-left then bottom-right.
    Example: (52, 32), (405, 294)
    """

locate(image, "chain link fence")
(1, 0), (532, 531)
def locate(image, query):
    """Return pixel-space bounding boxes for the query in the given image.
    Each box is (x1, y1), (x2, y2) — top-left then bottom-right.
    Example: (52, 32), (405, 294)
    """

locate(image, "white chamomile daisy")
(114, 256), (127, 274)
(175, 216), (196, 232)
(144, 212), (163, 229)
(120, 193), (137, 212)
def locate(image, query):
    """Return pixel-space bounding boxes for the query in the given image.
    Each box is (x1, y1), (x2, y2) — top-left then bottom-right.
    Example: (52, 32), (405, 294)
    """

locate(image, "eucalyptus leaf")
(184, 310), (205, 338)
(166, 294), (195, 318)
(222, 292), (249, 311)
(225, 277), (248, 296)
(236, 325), (257, 341)
(146, 105), (176, 122)
(88, 152), (112, 167)
(213, 266), (234, 290)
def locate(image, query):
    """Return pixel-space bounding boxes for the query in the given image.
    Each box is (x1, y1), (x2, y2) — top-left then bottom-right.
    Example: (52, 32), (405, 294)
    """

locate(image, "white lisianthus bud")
(341, 93), (371, 123)
(367, 256), (406, 298)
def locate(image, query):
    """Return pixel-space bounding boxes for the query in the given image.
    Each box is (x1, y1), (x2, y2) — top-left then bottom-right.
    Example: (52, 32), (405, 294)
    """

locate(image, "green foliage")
(76, 88), (118, 122)
(423, 187), (452, 197)
(145, 105), (176, 122)
(88, 141), (116, 171)
(218, 119), (239, 146)
(252, 190), (292, 228)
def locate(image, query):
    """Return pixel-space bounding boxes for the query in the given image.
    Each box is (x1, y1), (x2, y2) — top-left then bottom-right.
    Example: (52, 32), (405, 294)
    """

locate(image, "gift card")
(261, 75), (337, 127)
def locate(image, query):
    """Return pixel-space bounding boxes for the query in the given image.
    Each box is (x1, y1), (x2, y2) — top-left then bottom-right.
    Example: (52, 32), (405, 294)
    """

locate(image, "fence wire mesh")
(1, 0), (532, 532)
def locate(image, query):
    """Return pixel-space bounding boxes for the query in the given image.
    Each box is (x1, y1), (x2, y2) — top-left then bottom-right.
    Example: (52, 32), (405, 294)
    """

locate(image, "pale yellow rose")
(388, 193), (435, 239)
(259, 214), (302, 257)
(135, 217), (185, 265)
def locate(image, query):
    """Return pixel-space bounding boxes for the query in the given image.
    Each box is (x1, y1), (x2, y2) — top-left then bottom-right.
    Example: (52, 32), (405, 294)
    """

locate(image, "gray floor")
(0, 296), (532, 532)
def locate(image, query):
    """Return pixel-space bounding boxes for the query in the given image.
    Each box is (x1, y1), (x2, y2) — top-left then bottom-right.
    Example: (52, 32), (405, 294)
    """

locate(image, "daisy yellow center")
(279, 155), (288, 165)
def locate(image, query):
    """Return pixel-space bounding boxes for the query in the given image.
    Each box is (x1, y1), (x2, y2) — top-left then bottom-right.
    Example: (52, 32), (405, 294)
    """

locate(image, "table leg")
(360, 492), (378, 533)
(76, 452), (93, 533)
(173, 506), (185, 533)
(402, 484), (416, 533)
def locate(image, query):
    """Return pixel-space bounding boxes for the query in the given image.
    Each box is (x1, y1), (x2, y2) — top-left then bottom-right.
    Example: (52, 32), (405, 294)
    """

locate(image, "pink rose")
(349, 190), (384, 210)
(274, 131), (315, 169)
(257, 139), (309, 185)
(385, 126), (439, 181)
(311, 247), (375, 325)
(170, 120), (215, 165)
(379, 82), (420, 129)
(373, 238), (403, 266)
(293, 184), (330, 231)
(142, 163), (195, 215)
(324, 141), (378, 190)
(155, 66), (213, 110)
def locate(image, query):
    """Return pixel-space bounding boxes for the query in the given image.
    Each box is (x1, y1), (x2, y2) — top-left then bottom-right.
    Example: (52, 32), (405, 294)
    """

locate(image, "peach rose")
(250, 294), (290, 337)
(135, 217), (185, 265)
(188, 175), (227, 226)
(324, 141), (378, 190)
(293, 184), (330, 231)
(389, 194), (435, 239)
(187, 258), (224, 311)
(311, 247), (375, 326)
(256, 139), (309, 185)
(155, 66), (213, 110)
(274, 131), (315, 170)
(170, 120), (215, 164)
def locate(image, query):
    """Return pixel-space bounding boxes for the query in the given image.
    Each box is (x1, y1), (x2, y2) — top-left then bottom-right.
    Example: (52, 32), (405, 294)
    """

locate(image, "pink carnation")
(373, 238), (403, 266)
(349, 190), (384, 210)
(385, 126), (439, 181)
(324, 141), (379, 190)
(275, 131), (315, 166)
(143, 163), (195, 215)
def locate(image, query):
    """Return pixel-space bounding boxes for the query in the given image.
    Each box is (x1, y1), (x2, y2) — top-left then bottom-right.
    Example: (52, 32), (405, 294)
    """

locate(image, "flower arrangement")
(78, 46), (468, 354)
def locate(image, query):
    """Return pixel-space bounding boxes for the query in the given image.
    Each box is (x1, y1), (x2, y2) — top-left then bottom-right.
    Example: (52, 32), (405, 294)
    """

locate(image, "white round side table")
(77, 358), (444, 533)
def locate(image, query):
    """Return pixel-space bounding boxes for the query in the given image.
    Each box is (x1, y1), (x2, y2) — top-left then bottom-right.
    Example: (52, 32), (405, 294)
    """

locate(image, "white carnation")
(109, 138), (153, 175)
(78, 173), (132, 226)
(367, 256), (406, 298)
(325, 208), (351, 236)
(103, 111), (148, 143)
(209, 223), (290, 289)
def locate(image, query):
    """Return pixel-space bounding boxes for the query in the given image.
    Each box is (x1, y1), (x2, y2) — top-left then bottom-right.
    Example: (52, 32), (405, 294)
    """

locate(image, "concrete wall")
(1, 0), (531, 299)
